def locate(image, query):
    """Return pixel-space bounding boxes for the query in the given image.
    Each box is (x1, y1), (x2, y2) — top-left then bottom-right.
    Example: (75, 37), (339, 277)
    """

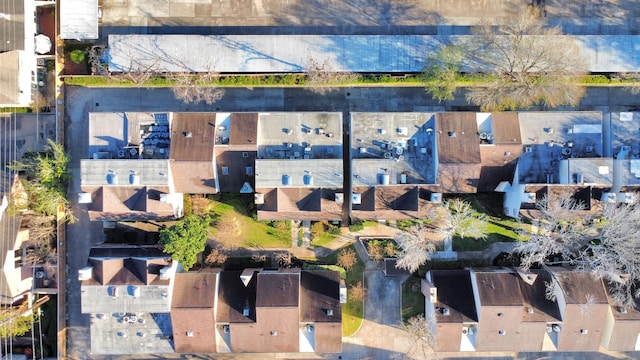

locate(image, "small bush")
(69, 49), (86, 64)
(349, 221), (364, 232)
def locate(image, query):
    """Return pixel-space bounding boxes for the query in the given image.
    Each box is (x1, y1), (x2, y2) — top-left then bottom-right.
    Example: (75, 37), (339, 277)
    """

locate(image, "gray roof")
(517, 112), (603, 184)
(351, 112), (436, 186)
(255, 159), (343, 188)
(81, 283), (173, 313)
(109, 34), (640, 73)
(80, 159), (171, 186)
(257, 112), (342, 160)
(89, 312), (174, 355)
(60, 0), (98, 39)
(0, 0), (24, 52)
(0, 52), (21, 105)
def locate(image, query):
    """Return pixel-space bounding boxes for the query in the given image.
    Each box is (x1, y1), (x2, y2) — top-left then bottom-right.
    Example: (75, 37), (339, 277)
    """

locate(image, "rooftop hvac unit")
(78, 192), (92, 204)
(429, 287), (437, 303)
(379, 173), (390, 185)
(524, 145), (533, 153)
(159, 266), (172, 280)
(109, 286), (119, 298)
(130, 286), (141, 298)
(78, 266), (93, 281)
(400, 173), (407, 184)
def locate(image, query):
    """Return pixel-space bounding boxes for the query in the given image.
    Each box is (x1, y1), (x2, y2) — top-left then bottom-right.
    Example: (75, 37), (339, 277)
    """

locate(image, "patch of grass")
(320, 244), (365, 336)
(208, 194), (290, 248)
(303, 264), (346, 279)
(401, 276), (425, 322)
(0, 107), (30, 113)
(312, 232), (338, 247)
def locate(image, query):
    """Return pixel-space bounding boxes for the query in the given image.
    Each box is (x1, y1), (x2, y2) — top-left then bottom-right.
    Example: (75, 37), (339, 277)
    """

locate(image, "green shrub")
(349, 220), (364, 232)
(69, 49), (86, 64)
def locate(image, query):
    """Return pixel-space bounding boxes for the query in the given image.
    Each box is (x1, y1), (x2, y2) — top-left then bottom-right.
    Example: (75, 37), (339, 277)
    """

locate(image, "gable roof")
(518, 270), (562, 322)
(299, 271), (341, 323)
(170, 161), (218, 194)
(257, 188), (343, 221)
(491, 112), (522, 145)
(430, 270), (478, 323)
(256, 270), (300, 307)
(216, 270), (257, 323)
(83, 185), (177, 221)
(351, 186), (437, 221)
(474, 271), (523, 307)
(171, 271), (218, 309)
(551, 269), (609, 305)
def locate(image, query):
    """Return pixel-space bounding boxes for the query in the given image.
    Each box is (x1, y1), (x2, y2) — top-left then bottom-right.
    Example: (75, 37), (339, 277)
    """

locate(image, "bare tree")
(337, 248), (357, 271)
(169, 71), (225, 105)
(305, 56), (360, 95)
(403, 314), (436, 359)
(423, 10), (587, 110)
(438, 198), (489, 240)
(395, 224), (438, 273)
(514, 195), (640, 307)
(275, 252), (293, 268)
(204, 247), (228, 267)
(348, 281), (366, 303)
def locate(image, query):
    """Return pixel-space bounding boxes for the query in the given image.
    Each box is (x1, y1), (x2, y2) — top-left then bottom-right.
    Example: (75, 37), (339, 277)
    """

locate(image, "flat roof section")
(60, 0), (98, 40)
(80, 159), (170, 187)
(517, 112), (603, 184)
(255, 159), (343, 188)
(257, 112), (342, 160)
(109, 35), (640, 73)
(611, 112), (640, 159)
(89, 312), (174, 355)
(351, 112), (436, 186)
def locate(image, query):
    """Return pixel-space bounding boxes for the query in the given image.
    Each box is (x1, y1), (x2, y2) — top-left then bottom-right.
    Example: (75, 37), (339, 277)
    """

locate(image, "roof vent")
(108, 286), (119, 298)
(303, 174), (314, 186)
(447, 131), (456, 137)
(527, 308), (534, 314)
(306, 324), (314, 332)
(282, 174), (292, 186)
(106, 172), (118, 185)
(270, 330), (278, 336)
(254, 193), (265, 205)
(129, 172), (140, 185)
(497, 312), (504, 317)
(223, 325), (230, 333)
(498, 330), (506, 335)
(186, 331), (194, 337)
(442, 308), (450, 316)
(552, 324), (561, 332)
(335, 193), (344, 204)
(325, 309), (333, 316)
(159, 266), (172, 280)
(619, 307), (628, 314)
(243, 308), (250, 317)
(580, 329), (588, 335)
(184, 132), (192, 138)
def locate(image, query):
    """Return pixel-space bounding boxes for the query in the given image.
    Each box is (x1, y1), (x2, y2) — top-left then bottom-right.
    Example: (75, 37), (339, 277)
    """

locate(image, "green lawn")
(401, 276), (425, 322)
(321, 244), (365, 336)
(208, 194), (291, 248)
(311, 232), (338, 247)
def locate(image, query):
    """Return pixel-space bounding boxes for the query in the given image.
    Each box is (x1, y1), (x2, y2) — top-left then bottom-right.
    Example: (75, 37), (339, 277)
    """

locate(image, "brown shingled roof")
(170, 113), (216, 161)
(256, 270), (300, 307)
(491, 112), (522, 145)
(170, 161), (217, 194)
(436, 113), (481, 164)
(474, 271), (523, 307)
(229, 113), (258, 146)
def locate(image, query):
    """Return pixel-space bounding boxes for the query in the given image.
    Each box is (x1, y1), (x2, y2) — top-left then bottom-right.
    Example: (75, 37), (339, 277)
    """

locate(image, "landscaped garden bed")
(359, 237), (400, 261)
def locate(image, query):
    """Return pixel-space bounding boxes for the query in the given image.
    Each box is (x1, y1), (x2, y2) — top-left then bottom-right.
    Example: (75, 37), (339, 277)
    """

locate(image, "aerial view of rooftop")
(4, 0), (640, 359)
